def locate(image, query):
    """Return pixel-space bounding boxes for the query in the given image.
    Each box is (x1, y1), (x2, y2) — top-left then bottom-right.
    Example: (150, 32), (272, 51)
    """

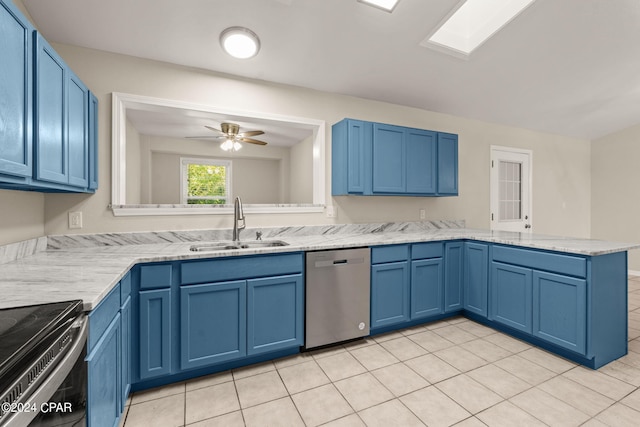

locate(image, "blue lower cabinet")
(87, 314), (121, 427)
(139, 289), (171, 379)
(464, 242), (488, 317)
(444, 242), (464, 312)
(411, 258), (443, 319)
(533, 271), (586, 354)
(180, 281), (247, 370)
(120, 296), (131, 412)
(490, 262), (532, 333)
(247, 274), (304, 355)
(371, 261), (410, 328)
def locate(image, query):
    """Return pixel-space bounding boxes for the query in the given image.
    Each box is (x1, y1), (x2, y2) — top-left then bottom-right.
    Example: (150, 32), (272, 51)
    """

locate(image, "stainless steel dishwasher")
(305, 248), (371, 349)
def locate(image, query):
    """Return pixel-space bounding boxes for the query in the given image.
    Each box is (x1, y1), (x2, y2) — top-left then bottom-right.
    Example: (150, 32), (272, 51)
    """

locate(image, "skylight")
(422, 0), (536, 56)
(358, 0), (400, 13)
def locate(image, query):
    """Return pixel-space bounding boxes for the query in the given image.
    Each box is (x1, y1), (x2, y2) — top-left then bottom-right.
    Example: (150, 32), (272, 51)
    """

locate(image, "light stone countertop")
(1, 224), (638, 311)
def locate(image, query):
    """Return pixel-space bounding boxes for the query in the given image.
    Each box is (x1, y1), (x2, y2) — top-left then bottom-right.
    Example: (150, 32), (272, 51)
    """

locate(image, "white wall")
(12, 42), (588, 241)
(289, 135), (314, 204)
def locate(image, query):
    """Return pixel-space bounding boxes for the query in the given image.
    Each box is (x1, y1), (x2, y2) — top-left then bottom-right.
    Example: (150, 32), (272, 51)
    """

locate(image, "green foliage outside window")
(186, 164), (227, 204)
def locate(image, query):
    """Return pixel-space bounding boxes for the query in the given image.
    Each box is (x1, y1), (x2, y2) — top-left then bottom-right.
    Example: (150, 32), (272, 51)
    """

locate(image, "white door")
(490, 146), (532, 232)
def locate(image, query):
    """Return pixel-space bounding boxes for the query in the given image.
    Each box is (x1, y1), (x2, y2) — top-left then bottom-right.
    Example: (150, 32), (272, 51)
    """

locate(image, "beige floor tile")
(372, 330), (405, 343)
(232, 360), (276, 380)
(433, 325), (479, 344)
(405, 353), (460, 383)
(599, 359), (640, 387)
(372, 363), (429, 396)
(334, 372), (394, 411)
(278, 359), (331, 394)
(400, 386), (470, 426)
(629, 339), (640, 354)
(291, 384), (353, 427)
(459, 339), (512, 363)
(476, 401), (545, 427)
(343, 337), (377, 350)
(273, 352), (315, 369)
(185, 371), (232, 392)
(315, 351), (367, 382)
(349, 344), (399, 371)
(434, 346), (488, 372)
(621, 388), (640, 411)
(185, 381), (240, 424)
(322, 414), (366, 427)
(460, 321), (497, 338)
(188, 411), (245, 427)
(510, 388), (590, 427)
(130, 381), (185, 405)
(494, 354), (556, 385)
(617, 351), (640, 369)
(235, 370), (288, 409)
(409, 330), (456, 352)
(562, 366), (636, 400)
(580, 419), (609, 427)
(436, 374), (503, 414)
(483, 332), (531, 353)
(424, 319), (453, 330)
(125, 393), (185, 427)
(243, 397), (304, 427)
(517, 347), (576, 374)
(379, 336), (428, 361)
(537, 376), (614, 417)
(596, 402), (640, 427)
(467, 364), (531, 399)
(400, 324), (429, 335)
(452, 417), (487, 427)
(358, 399), (424, 427)
(309, 344), (347, 360)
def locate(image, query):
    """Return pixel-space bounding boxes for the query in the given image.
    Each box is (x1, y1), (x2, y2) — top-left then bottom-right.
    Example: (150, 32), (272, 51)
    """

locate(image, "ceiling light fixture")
(358, 0), (400, 13)
(219, 26), (261, 59)
(422, 0), (536, 56)
(220, 138), (242, 152)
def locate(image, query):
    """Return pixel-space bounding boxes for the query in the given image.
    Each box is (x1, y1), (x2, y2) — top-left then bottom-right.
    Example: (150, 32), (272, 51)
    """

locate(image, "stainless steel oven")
(0, 301), (87, 427)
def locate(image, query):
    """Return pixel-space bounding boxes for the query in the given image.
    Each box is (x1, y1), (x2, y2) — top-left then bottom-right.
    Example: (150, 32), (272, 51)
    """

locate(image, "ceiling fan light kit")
(189, 122), (267, 152)
(220, 26), (261, 59)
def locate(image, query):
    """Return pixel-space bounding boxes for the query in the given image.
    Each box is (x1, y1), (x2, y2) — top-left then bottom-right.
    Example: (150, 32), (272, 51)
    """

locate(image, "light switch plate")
(69, 211), (83, 229)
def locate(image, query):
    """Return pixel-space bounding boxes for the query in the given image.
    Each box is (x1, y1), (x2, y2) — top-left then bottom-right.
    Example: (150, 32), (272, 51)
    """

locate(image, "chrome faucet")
(232, 196), (246, 242)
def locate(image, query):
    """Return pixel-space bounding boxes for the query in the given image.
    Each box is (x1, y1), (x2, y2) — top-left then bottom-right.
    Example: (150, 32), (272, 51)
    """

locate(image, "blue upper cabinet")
(0, 1), (97, 193)
(0, 0), (33, 183)
(332, 118), (457, 197)
(88, 92), (99, 190)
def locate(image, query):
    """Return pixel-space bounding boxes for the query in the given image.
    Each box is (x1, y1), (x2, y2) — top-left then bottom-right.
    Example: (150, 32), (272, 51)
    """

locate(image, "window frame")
(180, 157), (232, 205)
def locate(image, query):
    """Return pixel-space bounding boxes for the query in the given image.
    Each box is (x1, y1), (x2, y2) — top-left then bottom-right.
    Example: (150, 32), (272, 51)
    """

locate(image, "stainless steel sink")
(189, 240), (289, 252)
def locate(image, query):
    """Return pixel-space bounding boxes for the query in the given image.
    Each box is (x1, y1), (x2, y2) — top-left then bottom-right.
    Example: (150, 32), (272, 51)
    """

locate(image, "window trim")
(180, 157), (232, 205)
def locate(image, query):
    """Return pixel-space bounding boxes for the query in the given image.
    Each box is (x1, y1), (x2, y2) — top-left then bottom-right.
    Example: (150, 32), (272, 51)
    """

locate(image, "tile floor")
(122, 276), (640, 427)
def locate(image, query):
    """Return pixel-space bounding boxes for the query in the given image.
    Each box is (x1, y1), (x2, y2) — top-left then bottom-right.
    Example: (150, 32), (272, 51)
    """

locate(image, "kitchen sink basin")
(189, 240), (289, 252)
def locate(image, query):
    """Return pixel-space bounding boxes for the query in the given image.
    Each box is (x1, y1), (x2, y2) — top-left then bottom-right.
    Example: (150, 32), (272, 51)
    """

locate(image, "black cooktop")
(0, 300), (83, 390)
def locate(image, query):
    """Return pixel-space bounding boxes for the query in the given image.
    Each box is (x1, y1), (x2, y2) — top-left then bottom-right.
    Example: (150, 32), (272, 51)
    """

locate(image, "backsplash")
(0, 237), (47, 265)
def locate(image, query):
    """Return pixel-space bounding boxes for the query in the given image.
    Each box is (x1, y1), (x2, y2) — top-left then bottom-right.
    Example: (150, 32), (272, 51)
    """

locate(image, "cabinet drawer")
(371, 245), (409, 264)
(140, 264), (172, 289)
(181, 253), (303, 285)
(88, 283), (120, 352)
(411, 242), (443, 260)
(120, 271), (131, 304)
(492, 245), (586, 278)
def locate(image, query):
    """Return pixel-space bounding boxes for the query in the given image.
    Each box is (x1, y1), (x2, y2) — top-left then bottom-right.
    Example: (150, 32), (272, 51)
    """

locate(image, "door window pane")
(499, 161), (522, 221)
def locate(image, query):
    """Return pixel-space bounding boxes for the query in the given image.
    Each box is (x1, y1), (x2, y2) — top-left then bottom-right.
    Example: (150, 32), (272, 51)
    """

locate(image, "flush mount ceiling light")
(422, 0), (536, 57)
(358, 0), (400, 13)
(219, 26), (261, 59)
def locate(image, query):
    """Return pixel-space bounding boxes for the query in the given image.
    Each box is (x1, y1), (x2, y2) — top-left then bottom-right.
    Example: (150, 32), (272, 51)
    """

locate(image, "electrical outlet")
(69, 211), (83, 229)
(419, 208), (426, 220)
(325, 206), (337, 218)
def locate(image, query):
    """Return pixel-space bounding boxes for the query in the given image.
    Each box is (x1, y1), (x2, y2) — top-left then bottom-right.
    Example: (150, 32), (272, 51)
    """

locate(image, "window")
(180, 158), (232, 204)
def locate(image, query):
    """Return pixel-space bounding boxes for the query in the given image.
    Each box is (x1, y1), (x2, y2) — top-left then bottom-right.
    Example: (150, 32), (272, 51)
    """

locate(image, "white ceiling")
(22, 0), (640, 140)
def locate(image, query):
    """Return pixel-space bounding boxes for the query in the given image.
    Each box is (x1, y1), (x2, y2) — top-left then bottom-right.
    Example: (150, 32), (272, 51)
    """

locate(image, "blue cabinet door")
(437, 133), (458, 195)
(34, 34), (67, 185)
(180, 281), (247, 370)
(533, 271), (586, 354)
(444, 242), (464, 312)
(331, 119), (371, 195)
(464, 242), (488, 317)
(67, 71), (89, 188)
(87, 313), (121, 427)
(490, 262), (532, 333)
(411, 258), (443, 319)
(247, 274), (304, 355)
(406, 129), (437, 194)
(120, 296), (131, 412)
(371, 261), (410, 328)
(372, 124), (405, 193)
(0, 0), (32, 181)
(347, 120), (367, 193)
(88, 92), (99, 190)
(139, 289), (171, 379)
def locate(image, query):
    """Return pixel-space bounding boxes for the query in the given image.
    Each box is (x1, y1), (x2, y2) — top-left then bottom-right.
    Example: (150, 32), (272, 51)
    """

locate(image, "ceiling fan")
(189, 122), (267, 151)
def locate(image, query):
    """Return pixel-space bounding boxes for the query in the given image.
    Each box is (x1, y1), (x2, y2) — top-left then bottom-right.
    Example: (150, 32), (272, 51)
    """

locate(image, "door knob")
(525, 224), (531, 229)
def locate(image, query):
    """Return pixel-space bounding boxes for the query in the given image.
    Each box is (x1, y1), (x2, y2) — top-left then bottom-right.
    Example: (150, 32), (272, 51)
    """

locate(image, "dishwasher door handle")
(314, 257), (365, 268)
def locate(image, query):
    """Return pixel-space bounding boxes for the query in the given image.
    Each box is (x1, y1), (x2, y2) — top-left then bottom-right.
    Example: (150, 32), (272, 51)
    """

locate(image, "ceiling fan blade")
(240, 137), (268, 146)
(238, 130), (265, 137)
(186, 135), (226, 139)
(204, 125), (225, 134)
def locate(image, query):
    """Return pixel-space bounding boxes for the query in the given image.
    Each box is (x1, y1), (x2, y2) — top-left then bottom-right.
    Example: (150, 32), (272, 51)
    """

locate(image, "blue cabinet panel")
(406, 129), (437, 194)
(411, 242), (443, 260)
(88, 92), (99, 190)
(490, 262), (532, 333)
(464, 242), (488, 317)
(120, 296), (131, 412)
(492, 245), (586, 278)
(371, 244), (409, 264)
(67, 71), (89, 187)
(372, 124), (405, 193)
(247, 274), (304, 355)
(139, 289), (171, 379)
(411, 258), (443, 319)
(444, 242), (464, 312)
(533, 271), (586, 354)
(88, 283), (120, 352)
(140, 263), (172, 289)
(180, 281), (247, 370)
(371, 261), (410, 328)
(437, 133), (458, 195)
(0, 0), (32, 180)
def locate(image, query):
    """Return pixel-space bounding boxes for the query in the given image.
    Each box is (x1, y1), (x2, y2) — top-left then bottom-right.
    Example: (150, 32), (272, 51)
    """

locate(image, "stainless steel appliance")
(0, 300), (87, 427)
(305, 248), (371, 349)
